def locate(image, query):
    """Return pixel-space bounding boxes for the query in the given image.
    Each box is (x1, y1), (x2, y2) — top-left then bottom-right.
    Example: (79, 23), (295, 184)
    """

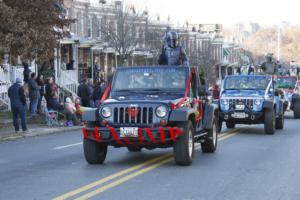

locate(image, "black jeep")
(82, 66), (219, 166)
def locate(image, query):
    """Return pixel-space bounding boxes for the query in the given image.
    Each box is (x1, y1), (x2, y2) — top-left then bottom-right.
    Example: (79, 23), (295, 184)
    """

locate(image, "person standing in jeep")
(158, 31), (189, 67)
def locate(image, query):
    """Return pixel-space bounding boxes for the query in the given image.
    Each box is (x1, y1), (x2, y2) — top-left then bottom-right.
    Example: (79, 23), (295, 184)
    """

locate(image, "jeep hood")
(106, 93), (184, 103)
(222, 90), (265, 98)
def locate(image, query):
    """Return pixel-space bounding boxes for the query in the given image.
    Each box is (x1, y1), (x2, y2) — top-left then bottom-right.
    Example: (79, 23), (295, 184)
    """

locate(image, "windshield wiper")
(144, 89), (180, 95)
(114, 89), (139, 93)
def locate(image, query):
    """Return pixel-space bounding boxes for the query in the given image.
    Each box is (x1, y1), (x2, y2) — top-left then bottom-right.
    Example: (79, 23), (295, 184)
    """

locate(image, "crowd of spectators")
(7, 63), (106, 132)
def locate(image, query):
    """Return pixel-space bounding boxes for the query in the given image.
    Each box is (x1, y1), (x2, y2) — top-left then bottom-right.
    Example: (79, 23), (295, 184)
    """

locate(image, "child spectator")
(64, 97), (80, 127)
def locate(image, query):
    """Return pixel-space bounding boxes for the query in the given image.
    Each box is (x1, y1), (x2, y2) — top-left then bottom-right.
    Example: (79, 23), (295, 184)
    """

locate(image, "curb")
(0, 126), (83, 142)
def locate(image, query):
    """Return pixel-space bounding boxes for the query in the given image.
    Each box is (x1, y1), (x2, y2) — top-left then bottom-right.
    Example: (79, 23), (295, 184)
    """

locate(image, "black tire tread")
(83, 139), (107, 164)
(173, 121), (194, 166)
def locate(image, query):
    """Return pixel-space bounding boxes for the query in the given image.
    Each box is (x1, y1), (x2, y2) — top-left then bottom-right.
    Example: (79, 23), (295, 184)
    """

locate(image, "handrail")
(57, 70), (79, 98)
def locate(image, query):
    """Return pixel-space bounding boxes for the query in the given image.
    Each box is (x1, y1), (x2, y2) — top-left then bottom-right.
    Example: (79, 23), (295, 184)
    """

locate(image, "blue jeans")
(30, 98), (38, 117)
(11, 106), (27, 132)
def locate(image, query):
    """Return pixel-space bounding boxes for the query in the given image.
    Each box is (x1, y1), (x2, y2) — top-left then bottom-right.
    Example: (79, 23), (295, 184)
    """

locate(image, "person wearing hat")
(8, 78), (28, 133)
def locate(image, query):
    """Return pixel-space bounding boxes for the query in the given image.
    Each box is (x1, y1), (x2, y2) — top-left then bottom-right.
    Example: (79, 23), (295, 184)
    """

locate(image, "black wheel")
(293, 102), (300, 119)
(83, 139), (107, 164)
(201, 118), (218, 153)
(275, 114), (284, 130)
(127, 146), (142, 152)
(218, 120), (223, 133)
(226, 122), (235, 129)
(264, 108), (275, 135)
(173, 121), (194, 166)
(276, 103), (284, 130)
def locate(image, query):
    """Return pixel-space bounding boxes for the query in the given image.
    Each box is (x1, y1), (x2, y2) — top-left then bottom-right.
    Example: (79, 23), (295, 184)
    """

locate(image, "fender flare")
(203, 104), (218, 130)
(82, 109), (98, 122)
(277, 99), (284, 116)
(263, 100), (274, 110)
(169, 107), (196, 123)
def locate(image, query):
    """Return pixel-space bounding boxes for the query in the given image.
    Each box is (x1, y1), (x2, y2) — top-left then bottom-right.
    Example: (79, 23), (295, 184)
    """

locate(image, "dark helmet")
(166, 31), (179, 48)
(266, 53), (274, 62)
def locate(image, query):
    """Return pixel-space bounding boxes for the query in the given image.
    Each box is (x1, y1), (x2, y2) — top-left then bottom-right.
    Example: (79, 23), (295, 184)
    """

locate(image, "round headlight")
(254, 99), (261, 106)
(156, 106), (167, 118)
(101, 106), (112, 118)
(221, 99), (228, 105)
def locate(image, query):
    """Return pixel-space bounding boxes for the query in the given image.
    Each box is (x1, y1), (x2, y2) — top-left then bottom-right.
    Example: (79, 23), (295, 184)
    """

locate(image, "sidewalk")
(0, 124), (83, 141)
(0, 113), (83, 141)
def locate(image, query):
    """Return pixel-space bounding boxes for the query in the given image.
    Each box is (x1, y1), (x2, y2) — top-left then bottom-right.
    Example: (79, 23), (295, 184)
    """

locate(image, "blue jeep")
(82, 66), (219, 166)
(219, 75), (284, 135)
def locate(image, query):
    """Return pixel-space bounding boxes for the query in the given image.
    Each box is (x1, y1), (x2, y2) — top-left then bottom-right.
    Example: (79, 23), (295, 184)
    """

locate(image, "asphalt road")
(1, 113), (300, 200)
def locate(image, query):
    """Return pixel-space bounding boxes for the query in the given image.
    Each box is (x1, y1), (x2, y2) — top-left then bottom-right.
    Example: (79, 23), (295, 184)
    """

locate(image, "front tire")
(264, 108), (275, 135)
(83, 139), (107, 164)
(218, 120), (223, 133)
(275, 114), (284, 130)
(173, 121), (194, 166)
(226, 122), (235, 129)
(293, 102), (300, 119)
(201, 118), (218, 153)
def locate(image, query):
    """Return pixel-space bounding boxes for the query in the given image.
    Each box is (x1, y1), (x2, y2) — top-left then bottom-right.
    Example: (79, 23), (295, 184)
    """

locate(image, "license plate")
(120, 127), (138, 138)
(235, 104), (245, 111)
(233, 112), (246, 119)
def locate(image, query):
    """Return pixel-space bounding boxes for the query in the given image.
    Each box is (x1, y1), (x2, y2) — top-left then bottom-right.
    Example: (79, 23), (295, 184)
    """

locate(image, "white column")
(54, 48), (58, 83)
(91, 48), (94, 80)
(131, 54), (134, 66)
(115, 54), (118, 68)
(105, 52), (108, 81)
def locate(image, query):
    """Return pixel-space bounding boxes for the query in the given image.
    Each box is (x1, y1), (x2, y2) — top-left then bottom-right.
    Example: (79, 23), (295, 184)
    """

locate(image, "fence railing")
(0, 81), (10, 111)
(57, 70), (79, 99)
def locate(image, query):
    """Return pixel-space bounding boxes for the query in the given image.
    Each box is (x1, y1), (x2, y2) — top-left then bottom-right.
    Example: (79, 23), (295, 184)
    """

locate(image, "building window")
(87, 16), (92, 38)
(98, 18), (101, 38)
(81, 13), (84, 36)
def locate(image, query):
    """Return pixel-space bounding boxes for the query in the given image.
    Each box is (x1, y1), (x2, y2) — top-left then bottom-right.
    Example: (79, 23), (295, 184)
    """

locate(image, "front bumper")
(220, 111), (264, 124)
(83, 126), (183, 147)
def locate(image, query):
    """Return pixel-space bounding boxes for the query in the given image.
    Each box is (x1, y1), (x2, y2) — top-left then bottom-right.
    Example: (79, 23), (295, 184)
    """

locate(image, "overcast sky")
(92, 0), (300, 26)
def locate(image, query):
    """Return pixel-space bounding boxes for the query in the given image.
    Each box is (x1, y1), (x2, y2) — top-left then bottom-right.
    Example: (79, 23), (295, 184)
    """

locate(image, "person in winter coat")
(8, 78), (28, 133)
(36, 74), (45, 113)
(45, 77), (63, 111)
(23, 62), (31, 84)
(23, 62), (31, 96)
(212, 84), (220, 100)
(28, 73), (40, 118)
(93, 81), (103, 108)
(88, 79), (94, 107)
(77, 79), (91, 107)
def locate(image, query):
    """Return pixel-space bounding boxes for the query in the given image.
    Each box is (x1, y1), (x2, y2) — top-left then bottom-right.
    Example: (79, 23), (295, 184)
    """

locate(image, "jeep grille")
(229, 99), (254, 110)
(113, 106), (153, 125)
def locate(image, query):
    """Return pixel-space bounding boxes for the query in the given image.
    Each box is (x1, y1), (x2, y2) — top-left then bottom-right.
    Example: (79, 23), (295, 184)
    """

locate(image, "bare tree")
(100, 6), (146, 66)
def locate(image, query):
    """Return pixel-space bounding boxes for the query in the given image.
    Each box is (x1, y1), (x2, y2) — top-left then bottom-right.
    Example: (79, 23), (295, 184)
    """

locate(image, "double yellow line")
(53, 129), (242, 200)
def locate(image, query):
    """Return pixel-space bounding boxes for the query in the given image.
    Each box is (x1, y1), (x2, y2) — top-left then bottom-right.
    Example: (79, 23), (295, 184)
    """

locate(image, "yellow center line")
(74, 157), (174, 200)
(53, 154), (172, 200)
(53, 128), (244, 200)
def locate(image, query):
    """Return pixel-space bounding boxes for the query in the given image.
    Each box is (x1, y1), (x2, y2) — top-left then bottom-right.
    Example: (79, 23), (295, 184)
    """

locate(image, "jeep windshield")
(276, 77), (297, 89)
(111, 67), (188, 93)
(224, 76), (271, 90)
